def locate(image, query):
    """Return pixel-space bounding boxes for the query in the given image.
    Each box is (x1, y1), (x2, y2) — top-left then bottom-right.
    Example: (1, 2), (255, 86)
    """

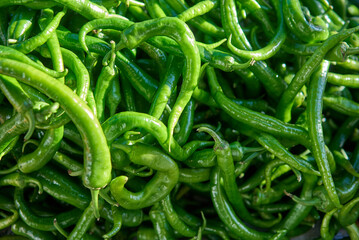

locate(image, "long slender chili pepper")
(227, 0), (286, 61)
(232, 123), (320, 176)
(105, 76), (121, 117)
(161, 195), (197, 237)
(114, 17), (200, 151)
(320, 208), (338, 240)
(0, 195), (18, 230)
(165, 0), (225, 38)
(14, 188), (82, 231)
(220, 0), (287, 99)
(199, 127), (281, 228)
(0, 172), (43, 193)
(52, 0), (111, 19)
(283, 0), (329, 42)
(327, 72), (359, 88)
(102, 111), (213, 161)
(12, 7), (67, 54)
(150, 205), (175, 240)
(30, 165), (90, 210)
(149, 55), (184, 119)
(210, 166), (271, 240)
(323, 95), (359, 116)
(94, 41), (117, 122)
(276, 25), (359, 122)
(176, 0), (218, 22)
(16, 126), (63, 173)
(275, 174), (318, 232)
(36, 47), (90, 129)
(206, 66), (310, 147)
(67, 200), (103, 240)
(307, 60), (342, 208)
(11, 220), (55, 240)
(0, 46), (66, 78)
(0, 58), (111, 218)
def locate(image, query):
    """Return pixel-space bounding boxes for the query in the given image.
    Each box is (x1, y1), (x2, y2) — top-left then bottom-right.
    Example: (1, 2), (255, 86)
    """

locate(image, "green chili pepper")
(110, 143), (179, 209)
(0, 74), (35, 141)
(0, 58), (111, 218)
(276, 25), (359, 122)
(14, 188), (82, 231)
(11, 220), (55, 240)
(210, 166), (272, 239)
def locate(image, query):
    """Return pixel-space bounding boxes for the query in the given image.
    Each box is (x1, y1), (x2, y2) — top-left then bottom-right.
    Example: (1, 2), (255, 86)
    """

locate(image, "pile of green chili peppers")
(1, 0), (359, 239)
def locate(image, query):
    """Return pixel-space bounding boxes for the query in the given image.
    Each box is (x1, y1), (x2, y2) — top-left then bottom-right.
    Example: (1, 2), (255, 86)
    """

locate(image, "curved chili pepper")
(165, 0), (225, 38)
(210, 166), (272, 239)
(199, 126), (281, 228)
(67, 199), (103, 240)
(11, 220), (55, 240)
(12, 7), (67, 54)
(233, 123), (320, 176)
(283, 0), (329, 43)
(94, 41), (117, 122)
(176, 0), (218, 22)
(14, 188), (82, 231)
(338, 196), (359, 226)
(52, 0), (112, 19)
(320, 208), (338, 240)
(206, 66), (310, 147)
(0, 58), (111, 217)
(149, 55), (183, 119)
(173, 98), (195, 146)
(17, 127), (63, 173)
(220, 0), (287, 99)
(102, 111), (213, 161)
(275, 174), (318, 232)
(102, 205), (122, 239)
(0, 195), (19, 230)
(110, 143), (179, 209)
(105, 76), (121, 117)
(161, 195), (197, 237)
(30, 165), (90, 209)
(227, 0), (286, 61)
(276, 25), (359, 122)
(113, 17), (200, 150)
(345, 222), (359, 240)
(36, 47), (90, 129)
(149, 205), (175, 240)
(0, 172), (43, 193)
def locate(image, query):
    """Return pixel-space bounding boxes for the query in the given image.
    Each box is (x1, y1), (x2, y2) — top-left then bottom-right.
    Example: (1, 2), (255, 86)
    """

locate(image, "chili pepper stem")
(285, 190), (321, 206)
(91, 189), (100, 219)
(0, 164), (18, 175)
